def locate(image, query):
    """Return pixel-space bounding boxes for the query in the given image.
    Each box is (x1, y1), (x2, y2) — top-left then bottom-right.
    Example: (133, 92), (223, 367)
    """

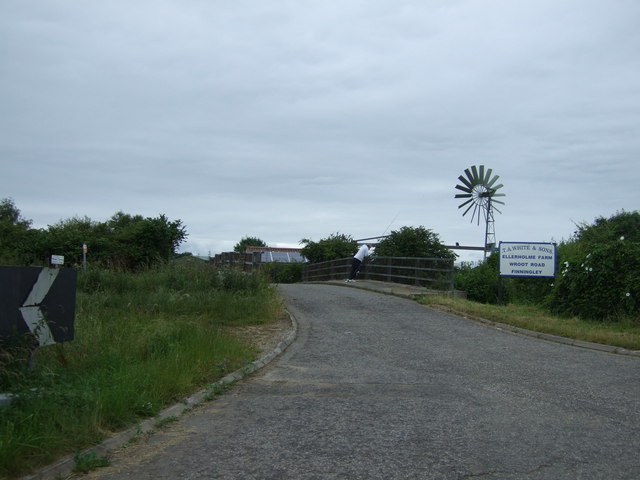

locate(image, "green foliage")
(0, 198), (30, 226)
(458, 210), (640, 321)
(300, 233), (357, 263)
(375, 226), (457, 260)
(0, 199), (187, 270)
(0, 336), (35, 390)
(107, 212), (188, 270)
(549, 237), (640, 320)
(506, 276), (553, 305)
(455, 252), (506, 304)
(0, 261), (281, 478)
(546, 210), (640, 321)
(573, 210), (640, 245)
(234, 236), (266, 252)
(261, 262), (304, 283)
(72, 450), (110, 473)
(0, 198), (38, 265)
(42, 216), (100, 265)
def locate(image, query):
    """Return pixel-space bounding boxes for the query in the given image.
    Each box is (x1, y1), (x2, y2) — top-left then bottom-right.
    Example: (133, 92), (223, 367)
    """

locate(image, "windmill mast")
(484, 196), (496, 261)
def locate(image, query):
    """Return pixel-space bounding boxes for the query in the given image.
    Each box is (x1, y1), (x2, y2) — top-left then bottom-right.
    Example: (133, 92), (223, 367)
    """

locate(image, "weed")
(154, 415), (178, 429)
(72, 450), (110, 473)
(204, 380), (235, 402)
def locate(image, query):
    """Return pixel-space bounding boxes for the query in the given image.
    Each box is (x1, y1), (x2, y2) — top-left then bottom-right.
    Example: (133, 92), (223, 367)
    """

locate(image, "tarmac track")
(61, 283), (640, 479)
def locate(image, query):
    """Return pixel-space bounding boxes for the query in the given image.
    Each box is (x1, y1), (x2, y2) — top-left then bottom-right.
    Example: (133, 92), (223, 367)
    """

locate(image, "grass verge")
(416, 295), (640, 351)
(0, 260), (282, 479)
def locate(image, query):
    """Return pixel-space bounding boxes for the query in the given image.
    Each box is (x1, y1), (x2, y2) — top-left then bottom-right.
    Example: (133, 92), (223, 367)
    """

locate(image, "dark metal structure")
(303, 256), (454, 291)
(0, 266), (77, 346)
(455, 165), (506, 259)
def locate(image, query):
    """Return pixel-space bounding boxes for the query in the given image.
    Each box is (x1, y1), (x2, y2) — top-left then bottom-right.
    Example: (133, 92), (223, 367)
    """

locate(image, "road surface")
(74, 283), (640, 479)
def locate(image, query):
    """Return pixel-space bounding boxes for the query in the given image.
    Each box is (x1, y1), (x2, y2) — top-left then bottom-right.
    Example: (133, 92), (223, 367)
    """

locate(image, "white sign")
(50, 255), (64, 265)
(499, 242), (556, 278)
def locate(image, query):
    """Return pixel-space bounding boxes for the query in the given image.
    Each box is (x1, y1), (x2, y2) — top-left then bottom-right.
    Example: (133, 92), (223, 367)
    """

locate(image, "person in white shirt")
(346, 244), (374, 282)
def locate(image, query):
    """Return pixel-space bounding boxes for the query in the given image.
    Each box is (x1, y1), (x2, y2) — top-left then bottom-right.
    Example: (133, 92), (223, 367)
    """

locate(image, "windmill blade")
(455, 193), (473, 199)
(490, 183), (504, 192)
(491, 199), (506, 206)
(486, 174), (500, 188)
(468, 204), (477, 222)
(457, 175), (474, 190)
(458, 198), (475, 209)
(485, 168), (493, 184)
(472, 205), (482, 225)
(479, 165), (485, 184)
(455, 183), (472, 194)
(463, 168), (474, 185)
(470, 165), (479, 183)
(458, 198), (474, 208)
(492, 205), (503, 215)
(462, 202), (476, 217)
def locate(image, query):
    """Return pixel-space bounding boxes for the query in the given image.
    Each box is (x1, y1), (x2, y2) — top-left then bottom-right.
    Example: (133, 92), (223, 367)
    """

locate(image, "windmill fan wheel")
(455, 165), (505, 225)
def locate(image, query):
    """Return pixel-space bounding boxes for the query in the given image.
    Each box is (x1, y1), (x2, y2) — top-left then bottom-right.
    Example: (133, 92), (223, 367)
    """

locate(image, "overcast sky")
(2, 1), (639, 263)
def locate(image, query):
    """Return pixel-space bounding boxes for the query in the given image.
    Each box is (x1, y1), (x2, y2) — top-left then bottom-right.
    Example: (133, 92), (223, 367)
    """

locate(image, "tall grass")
(0, 260), (281, 479)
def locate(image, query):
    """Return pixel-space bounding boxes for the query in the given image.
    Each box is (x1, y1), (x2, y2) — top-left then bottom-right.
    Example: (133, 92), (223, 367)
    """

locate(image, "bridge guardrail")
(302, 256), (454, 292)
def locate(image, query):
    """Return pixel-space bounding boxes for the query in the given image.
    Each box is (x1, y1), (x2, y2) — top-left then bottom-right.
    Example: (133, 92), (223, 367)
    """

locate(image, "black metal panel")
(0, 266), (77, 343)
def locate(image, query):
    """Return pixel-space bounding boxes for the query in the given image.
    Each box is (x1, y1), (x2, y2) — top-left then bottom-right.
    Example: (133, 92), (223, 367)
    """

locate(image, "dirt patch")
(228, 312), (293, 356)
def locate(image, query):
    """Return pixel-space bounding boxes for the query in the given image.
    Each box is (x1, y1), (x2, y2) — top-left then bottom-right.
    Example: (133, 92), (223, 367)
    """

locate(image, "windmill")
(455, 165), (505, 260)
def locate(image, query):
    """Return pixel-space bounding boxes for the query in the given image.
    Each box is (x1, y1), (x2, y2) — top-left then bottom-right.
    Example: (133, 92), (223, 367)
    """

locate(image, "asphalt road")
(77, 283), (639, 480)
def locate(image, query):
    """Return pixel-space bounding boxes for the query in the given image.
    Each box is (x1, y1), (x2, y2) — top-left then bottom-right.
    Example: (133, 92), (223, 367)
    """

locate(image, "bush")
(261, 262), (304, 283)
(300, 233), (356, 263)
(455, 253), (507, 304)
(502, 210), (640, 321)
(376, 226), (457, 259)
(549, 239), (640, 320)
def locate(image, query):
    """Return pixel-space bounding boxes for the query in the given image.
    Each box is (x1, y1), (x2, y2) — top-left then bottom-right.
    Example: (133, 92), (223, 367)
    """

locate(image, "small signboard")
(499, 242), (556, 278)
(51, 255), (64, 265)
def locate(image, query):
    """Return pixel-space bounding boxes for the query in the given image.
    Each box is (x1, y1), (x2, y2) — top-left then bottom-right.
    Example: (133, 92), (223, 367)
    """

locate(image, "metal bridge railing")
(302, 256), (454, 292)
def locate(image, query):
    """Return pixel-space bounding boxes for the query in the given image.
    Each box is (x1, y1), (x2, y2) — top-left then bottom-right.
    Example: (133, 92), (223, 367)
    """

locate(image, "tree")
(300, 233), (357, 263)
(0, 198), (31, 227)
(375, 226), (457, 260)
(106, 212), (187, 269)
(37, 211), (187, 270)
(0, 199), (188, 270)
(234, 236), (266, 253)
(41, 216), (101, 266)
(0, 198), (35, 264)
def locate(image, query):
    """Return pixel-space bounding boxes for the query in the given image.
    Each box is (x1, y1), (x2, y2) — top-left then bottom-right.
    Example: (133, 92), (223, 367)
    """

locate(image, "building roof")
(244, 246), (306, 263)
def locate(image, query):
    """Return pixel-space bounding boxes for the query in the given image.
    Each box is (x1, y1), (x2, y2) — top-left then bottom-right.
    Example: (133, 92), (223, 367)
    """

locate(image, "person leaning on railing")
(345, 244), (374, 282)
